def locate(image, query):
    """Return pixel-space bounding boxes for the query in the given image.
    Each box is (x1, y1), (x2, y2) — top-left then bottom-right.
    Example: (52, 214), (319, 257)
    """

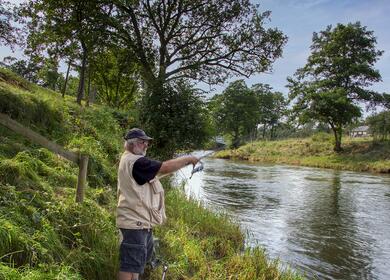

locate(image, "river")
(174, 154), (390, 280)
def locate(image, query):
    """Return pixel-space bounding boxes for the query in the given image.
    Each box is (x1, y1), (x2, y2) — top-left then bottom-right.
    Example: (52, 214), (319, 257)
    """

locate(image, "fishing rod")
(152, 148), (222, 182)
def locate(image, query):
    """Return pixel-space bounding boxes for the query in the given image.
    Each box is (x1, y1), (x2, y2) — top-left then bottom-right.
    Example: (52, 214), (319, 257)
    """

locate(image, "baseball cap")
(124, 128), (153, 141)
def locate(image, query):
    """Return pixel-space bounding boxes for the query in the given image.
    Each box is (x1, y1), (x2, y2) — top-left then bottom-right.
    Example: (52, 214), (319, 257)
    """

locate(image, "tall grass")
(145, 188), (303, 280)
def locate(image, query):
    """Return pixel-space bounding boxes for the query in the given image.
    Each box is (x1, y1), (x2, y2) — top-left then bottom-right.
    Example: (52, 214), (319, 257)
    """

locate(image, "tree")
(22, 0), (108, 104)
(108, 0), (286, 89)
(37, 56), (61, 90)
(2, 56), (42, 83)
(288, 22), (384, 151)
(211, 80), (259, 148)
(0, 1), (21, 48)
(92, 47), (139, 109)
(367, 111), (390, 141)
(252, 83), (287, 139)
(2, 55), (63, 90)
(140, 80), (212, 159)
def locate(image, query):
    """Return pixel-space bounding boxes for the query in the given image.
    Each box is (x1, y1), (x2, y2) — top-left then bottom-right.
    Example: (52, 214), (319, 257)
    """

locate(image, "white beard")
(133, 146), (146, 156)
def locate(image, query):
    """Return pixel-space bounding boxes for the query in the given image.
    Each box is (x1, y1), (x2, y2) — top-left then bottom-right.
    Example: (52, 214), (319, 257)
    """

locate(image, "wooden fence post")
(76, 154), (89, 203)
(0, 113), (90, 203)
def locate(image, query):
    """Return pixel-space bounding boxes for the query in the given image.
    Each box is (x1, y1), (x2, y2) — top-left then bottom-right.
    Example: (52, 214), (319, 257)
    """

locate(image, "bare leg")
(118, 271), (139, 280)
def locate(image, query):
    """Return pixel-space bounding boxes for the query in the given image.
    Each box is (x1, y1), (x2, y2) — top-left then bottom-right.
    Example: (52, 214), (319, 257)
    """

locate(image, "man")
(117, 128), (199, 280)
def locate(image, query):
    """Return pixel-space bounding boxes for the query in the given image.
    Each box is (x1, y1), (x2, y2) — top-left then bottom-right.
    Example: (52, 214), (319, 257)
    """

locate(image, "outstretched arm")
(158, 155), (199, 176)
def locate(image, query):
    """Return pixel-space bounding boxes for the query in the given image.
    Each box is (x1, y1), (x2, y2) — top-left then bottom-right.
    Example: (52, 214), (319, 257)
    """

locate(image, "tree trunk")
(86, 68), (92, 107)
(232, 129), (240, 148)
(89, 86), (97, 105)
(62, 60), (71, 98)
(331, 124), (343, 152)
(76, 43), (88, 105)
(115, 71), (123, 108)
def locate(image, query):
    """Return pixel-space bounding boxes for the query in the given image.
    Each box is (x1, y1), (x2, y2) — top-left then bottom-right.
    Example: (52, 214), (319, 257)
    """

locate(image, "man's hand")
(187, 155), (199, 167)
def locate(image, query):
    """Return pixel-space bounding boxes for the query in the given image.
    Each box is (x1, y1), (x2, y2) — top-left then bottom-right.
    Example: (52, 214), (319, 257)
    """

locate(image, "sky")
(243, 0), (390, 96)
(1, 0), (389, 97)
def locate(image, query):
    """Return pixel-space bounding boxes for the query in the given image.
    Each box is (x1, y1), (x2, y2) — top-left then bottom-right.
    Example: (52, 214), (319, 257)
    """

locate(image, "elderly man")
(117, 128), (198, 280)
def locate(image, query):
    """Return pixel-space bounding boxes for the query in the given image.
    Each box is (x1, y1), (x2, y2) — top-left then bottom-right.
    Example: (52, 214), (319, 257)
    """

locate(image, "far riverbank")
(215, 135), (390, 173)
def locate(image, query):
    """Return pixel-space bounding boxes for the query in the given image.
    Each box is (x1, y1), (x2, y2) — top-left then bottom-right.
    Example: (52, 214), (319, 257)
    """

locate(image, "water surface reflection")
(175, 156), (390, 280)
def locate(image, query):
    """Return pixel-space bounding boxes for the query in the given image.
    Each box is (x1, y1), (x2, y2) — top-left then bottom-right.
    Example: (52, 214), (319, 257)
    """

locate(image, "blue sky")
(243, 0), (390, 95)
(1, 0), (389, 97)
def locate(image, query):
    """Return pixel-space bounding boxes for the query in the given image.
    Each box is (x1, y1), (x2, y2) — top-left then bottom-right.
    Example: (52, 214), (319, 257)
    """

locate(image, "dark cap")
(124, 128), (153, 141)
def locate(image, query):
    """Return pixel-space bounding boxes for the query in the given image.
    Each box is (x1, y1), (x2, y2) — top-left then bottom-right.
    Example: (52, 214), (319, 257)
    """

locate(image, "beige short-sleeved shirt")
(116, 151), (166, 229)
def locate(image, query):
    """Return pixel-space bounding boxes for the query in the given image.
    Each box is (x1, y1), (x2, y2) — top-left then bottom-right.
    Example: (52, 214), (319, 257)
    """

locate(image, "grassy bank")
(0, 68), (303, 279)
(216, 134), (390, 173)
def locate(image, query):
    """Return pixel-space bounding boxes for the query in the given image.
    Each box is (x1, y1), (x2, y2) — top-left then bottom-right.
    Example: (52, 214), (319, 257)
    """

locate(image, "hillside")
(0, 68), (303, 280)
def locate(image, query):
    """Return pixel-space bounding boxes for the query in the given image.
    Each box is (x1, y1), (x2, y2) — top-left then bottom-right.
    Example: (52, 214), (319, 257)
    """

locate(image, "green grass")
(145, 187), (302, 280)
(216, 133), (390, 173)
(0, 67), (303, 279)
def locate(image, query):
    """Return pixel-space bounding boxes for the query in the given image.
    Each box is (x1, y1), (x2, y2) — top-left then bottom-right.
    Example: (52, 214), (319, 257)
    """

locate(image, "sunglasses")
(138, 139), (151, 146)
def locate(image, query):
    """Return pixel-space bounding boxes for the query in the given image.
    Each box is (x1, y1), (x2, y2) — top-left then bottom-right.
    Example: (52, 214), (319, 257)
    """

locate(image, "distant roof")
(351, 126), (369, 132)
(215, 136), (226, 144)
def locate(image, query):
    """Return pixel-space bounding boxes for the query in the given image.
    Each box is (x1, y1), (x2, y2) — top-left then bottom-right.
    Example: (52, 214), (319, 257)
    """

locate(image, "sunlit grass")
(216, 134), (390, 173)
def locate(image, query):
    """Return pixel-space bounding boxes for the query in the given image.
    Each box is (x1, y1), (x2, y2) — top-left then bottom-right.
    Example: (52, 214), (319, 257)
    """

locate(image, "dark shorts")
(119, 228), (154, 274)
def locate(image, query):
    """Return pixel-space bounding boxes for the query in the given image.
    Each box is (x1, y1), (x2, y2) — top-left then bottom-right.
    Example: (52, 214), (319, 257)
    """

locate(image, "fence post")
(76, 154), (89, 203)
(0, 113), (91, 203)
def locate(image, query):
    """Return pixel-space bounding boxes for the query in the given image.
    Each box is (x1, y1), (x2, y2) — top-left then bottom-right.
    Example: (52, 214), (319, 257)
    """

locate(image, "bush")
(311, 132), (332, 142)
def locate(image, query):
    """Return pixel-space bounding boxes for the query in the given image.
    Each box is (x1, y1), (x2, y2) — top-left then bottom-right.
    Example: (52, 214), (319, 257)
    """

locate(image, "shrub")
(311, 132), (332, 142)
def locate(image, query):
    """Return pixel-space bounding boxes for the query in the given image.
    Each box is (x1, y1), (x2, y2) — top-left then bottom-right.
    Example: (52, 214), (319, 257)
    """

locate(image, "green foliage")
(145, 189), (302, 280)
(21, 0), (109, 104)
(107, 0), (286, 86)
(311, 132), (333, 142)
(251, 83), (287, 140)
(0, 87), (65, 137)
(0, 0), (20, 48)
(0, 183), (118, 280)
(367, 110), (390, 141)
(211, 80), (258, 148)
(0, 65), (34, 91)
(0, 263), (83, 280)
(92, 48), (139, 109)
(210, 81), (287, 146)
(1, 56), (59, 87)
(141, 80), (212, 159)
(288, 22), (384, 152)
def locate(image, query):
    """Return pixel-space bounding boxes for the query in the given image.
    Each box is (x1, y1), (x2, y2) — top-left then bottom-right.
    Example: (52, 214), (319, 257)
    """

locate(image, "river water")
(174, 154), (390, 280)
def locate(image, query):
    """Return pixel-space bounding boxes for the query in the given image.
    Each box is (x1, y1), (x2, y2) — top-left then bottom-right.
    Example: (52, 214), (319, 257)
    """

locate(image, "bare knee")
(118, 271), (139, 280)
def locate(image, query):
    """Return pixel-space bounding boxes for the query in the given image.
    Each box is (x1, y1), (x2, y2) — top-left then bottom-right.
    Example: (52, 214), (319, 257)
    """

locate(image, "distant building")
(350, 126), (371, 137)
(215, 136), (226, 148)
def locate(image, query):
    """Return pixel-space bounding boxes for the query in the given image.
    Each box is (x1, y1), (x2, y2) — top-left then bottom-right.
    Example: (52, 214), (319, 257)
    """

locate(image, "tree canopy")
(288, 22), (384, 151)
(107, 0), (287, 88)
(367, 110), (390, 141)
(252, 83), (286, 139)
(22, 0), (109, 103)
(0, 0), (21, 48)
(140, 80), (212, 158)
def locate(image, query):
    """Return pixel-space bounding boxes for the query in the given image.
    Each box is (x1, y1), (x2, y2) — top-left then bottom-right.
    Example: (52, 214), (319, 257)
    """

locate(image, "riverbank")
(215, 135), (390, 173)
(0, 68), (303, 279)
